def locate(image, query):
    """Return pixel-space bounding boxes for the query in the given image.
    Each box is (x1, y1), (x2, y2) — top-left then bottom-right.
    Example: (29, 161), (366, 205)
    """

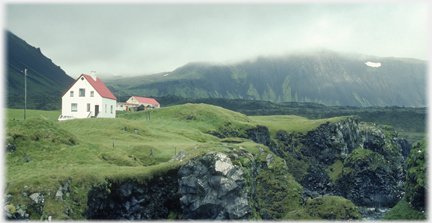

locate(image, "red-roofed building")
(61, 72), (117, 119)
(117, 96), (160, 111)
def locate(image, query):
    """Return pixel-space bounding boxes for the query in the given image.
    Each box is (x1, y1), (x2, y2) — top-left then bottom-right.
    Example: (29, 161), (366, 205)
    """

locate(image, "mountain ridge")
(6, 30), (75, 109)
(105, 49), (426, 107)
(6, 31), (426, 108)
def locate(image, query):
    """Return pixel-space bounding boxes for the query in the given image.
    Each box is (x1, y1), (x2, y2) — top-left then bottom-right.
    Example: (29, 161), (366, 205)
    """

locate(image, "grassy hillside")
(150, 96), (426, 143)
(6, 109), (61, 121)
(5, 104), (349, 220)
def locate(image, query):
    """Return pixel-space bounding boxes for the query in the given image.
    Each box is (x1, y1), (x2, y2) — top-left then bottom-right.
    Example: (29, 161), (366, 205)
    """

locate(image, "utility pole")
(24, 69), (27, 120)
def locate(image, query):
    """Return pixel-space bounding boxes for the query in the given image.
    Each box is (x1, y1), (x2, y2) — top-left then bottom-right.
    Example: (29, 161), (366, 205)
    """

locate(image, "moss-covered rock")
(405, 138), (427, 212)
(382, 197), (426, 220)
(284, 196), (362, 220)
(336, 148), (404, 207)
(255, 156), (303, 219)
(383, 138), (427, 220)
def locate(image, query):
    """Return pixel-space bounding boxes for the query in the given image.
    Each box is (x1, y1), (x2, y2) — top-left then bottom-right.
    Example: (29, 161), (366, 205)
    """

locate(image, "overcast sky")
(5, 2), (429, 78)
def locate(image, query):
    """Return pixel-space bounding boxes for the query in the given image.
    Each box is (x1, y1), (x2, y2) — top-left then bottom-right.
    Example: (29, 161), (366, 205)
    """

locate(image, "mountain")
(6, 30), (74, 109)
(106, 49), (426, 107)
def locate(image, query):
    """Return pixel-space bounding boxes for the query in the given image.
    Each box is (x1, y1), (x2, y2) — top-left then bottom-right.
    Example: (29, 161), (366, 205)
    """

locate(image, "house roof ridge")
(132, 96), (160, 105)
(82, 74), (117, 100)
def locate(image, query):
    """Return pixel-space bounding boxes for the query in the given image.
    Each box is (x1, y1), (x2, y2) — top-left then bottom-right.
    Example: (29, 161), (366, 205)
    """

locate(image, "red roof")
(61, 74), (117, 100)
(133, 96), (160, 105)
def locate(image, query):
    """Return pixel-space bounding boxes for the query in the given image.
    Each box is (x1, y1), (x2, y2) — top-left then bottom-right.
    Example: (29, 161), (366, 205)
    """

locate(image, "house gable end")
(83, 74), (117, 100)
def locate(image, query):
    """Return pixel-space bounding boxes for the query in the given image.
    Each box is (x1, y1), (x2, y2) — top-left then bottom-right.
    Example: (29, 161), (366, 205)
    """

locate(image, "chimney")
(91, 71), (97, 81)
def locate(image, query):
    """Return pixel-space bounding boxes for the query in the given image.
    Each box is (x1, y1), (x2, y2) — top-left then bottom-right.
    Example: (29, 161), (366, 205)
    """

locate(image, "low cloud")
(6, 3), (427, 78)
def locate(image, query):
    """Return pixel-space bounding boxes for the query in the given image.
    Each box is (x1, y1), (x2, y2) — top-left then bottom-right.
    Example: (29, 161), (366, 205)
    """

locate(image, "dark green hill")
(106, 49), (426, 107)
(6, 30), (74, 110)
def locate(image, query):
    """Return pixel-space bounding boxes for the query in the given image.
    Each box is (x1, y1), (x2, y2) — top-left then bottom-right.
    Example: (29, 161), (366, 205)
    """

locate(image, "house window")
(111, 105), (113, 114)
(90, 91), (94, 97)
(71, 103), (77, 112)
(87, 103), (90, 112)
(70, 91), (74, 97)
(79, 88), (85, 97)
(105, 104), (107, 113)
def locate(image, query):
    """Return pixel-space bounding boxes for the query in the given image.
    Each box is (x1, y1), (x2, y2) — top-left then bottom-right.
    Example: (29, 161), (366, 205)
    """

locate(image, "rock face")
(398, 139), (413, 160)
(271, 116), (406, 208)
(247, 126), (283, 158)
(336, 149), (404, 207)
(85, 173), (181, 220)
(177, 152), (252, 220)
(301, 164), (335, 198)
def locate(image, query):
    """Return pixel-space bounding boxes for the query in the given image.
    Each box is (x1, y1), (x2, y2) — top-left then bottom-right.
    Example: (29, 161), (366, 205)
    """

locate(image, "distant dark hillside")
(106, 50), (426, 107)
(6, 30), (74, 110)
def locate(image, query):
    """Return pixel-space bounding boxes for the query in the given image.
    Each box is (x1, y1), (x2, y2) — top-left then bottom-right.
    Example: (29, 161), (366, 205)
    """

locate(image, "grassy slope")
(6, 109), (61, 121)
(4, 104), (362, 220)
(249, 115), (348, 137)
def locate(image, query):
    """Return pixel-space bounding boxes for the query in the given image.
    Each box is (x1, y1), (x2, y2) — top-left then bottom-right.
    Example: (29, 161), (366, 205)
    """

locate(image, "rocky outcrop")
(85, 173), (181, 220)
(3, 194), (30, 220)
(398, 139), (413, 160)
(177, 152), (253, 220)
(272, 116), (405, 208)
(247, 125), (283, 158)
(336, 149), (404, 207)
(301, 164), (335, 199)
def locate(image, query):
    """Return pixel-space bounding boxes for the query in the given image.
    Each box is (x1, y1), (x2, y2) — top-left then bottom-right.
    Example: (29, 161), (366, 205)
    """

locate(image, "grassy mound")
(382, 197), (426, 220)
(284, 196), (361, 220)
(249, 115), (349, 137)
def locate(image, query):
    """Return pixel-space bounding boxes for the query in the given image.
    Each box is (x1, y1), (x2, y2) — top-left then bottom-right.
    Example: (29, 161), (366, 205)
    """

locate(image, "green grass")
(6, 109), (61, 121)
(4, 104), (364, 220)
(249, 115), (350, 137)
(382, 197), (426, 220)
(255, 158), (304, 219)
(326, 159), (344, 184)
(284, 196), (361, 220)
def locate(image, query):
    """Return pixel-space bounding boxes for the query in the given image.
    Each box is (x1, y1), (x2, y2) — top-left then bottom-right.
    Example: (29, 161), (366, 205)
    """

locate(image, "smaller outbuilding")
(116, 96), (160, 111)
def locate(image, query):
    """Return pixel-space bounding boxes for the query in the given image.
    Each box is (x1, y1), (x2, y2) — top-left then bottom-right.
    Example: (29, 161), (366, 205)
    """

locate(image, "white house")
(61, 71), (117, 119)
(116, 96), (160, 111)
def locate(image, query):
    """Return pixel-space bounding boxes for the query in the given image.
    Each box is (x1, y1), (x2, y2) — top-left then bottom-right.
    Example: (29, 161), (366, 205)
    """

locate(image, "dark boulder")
(6, 143), (16, 152)
(85, 173), (181, 220)
(177, 152), (252, 220)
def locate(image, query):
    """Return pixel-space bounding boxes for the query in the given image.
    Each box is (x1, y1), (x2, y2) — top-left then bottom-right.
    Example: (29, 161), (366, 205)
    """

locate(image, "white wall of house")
(61, 76), (116, 118)
(99, 97), (117, 118)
